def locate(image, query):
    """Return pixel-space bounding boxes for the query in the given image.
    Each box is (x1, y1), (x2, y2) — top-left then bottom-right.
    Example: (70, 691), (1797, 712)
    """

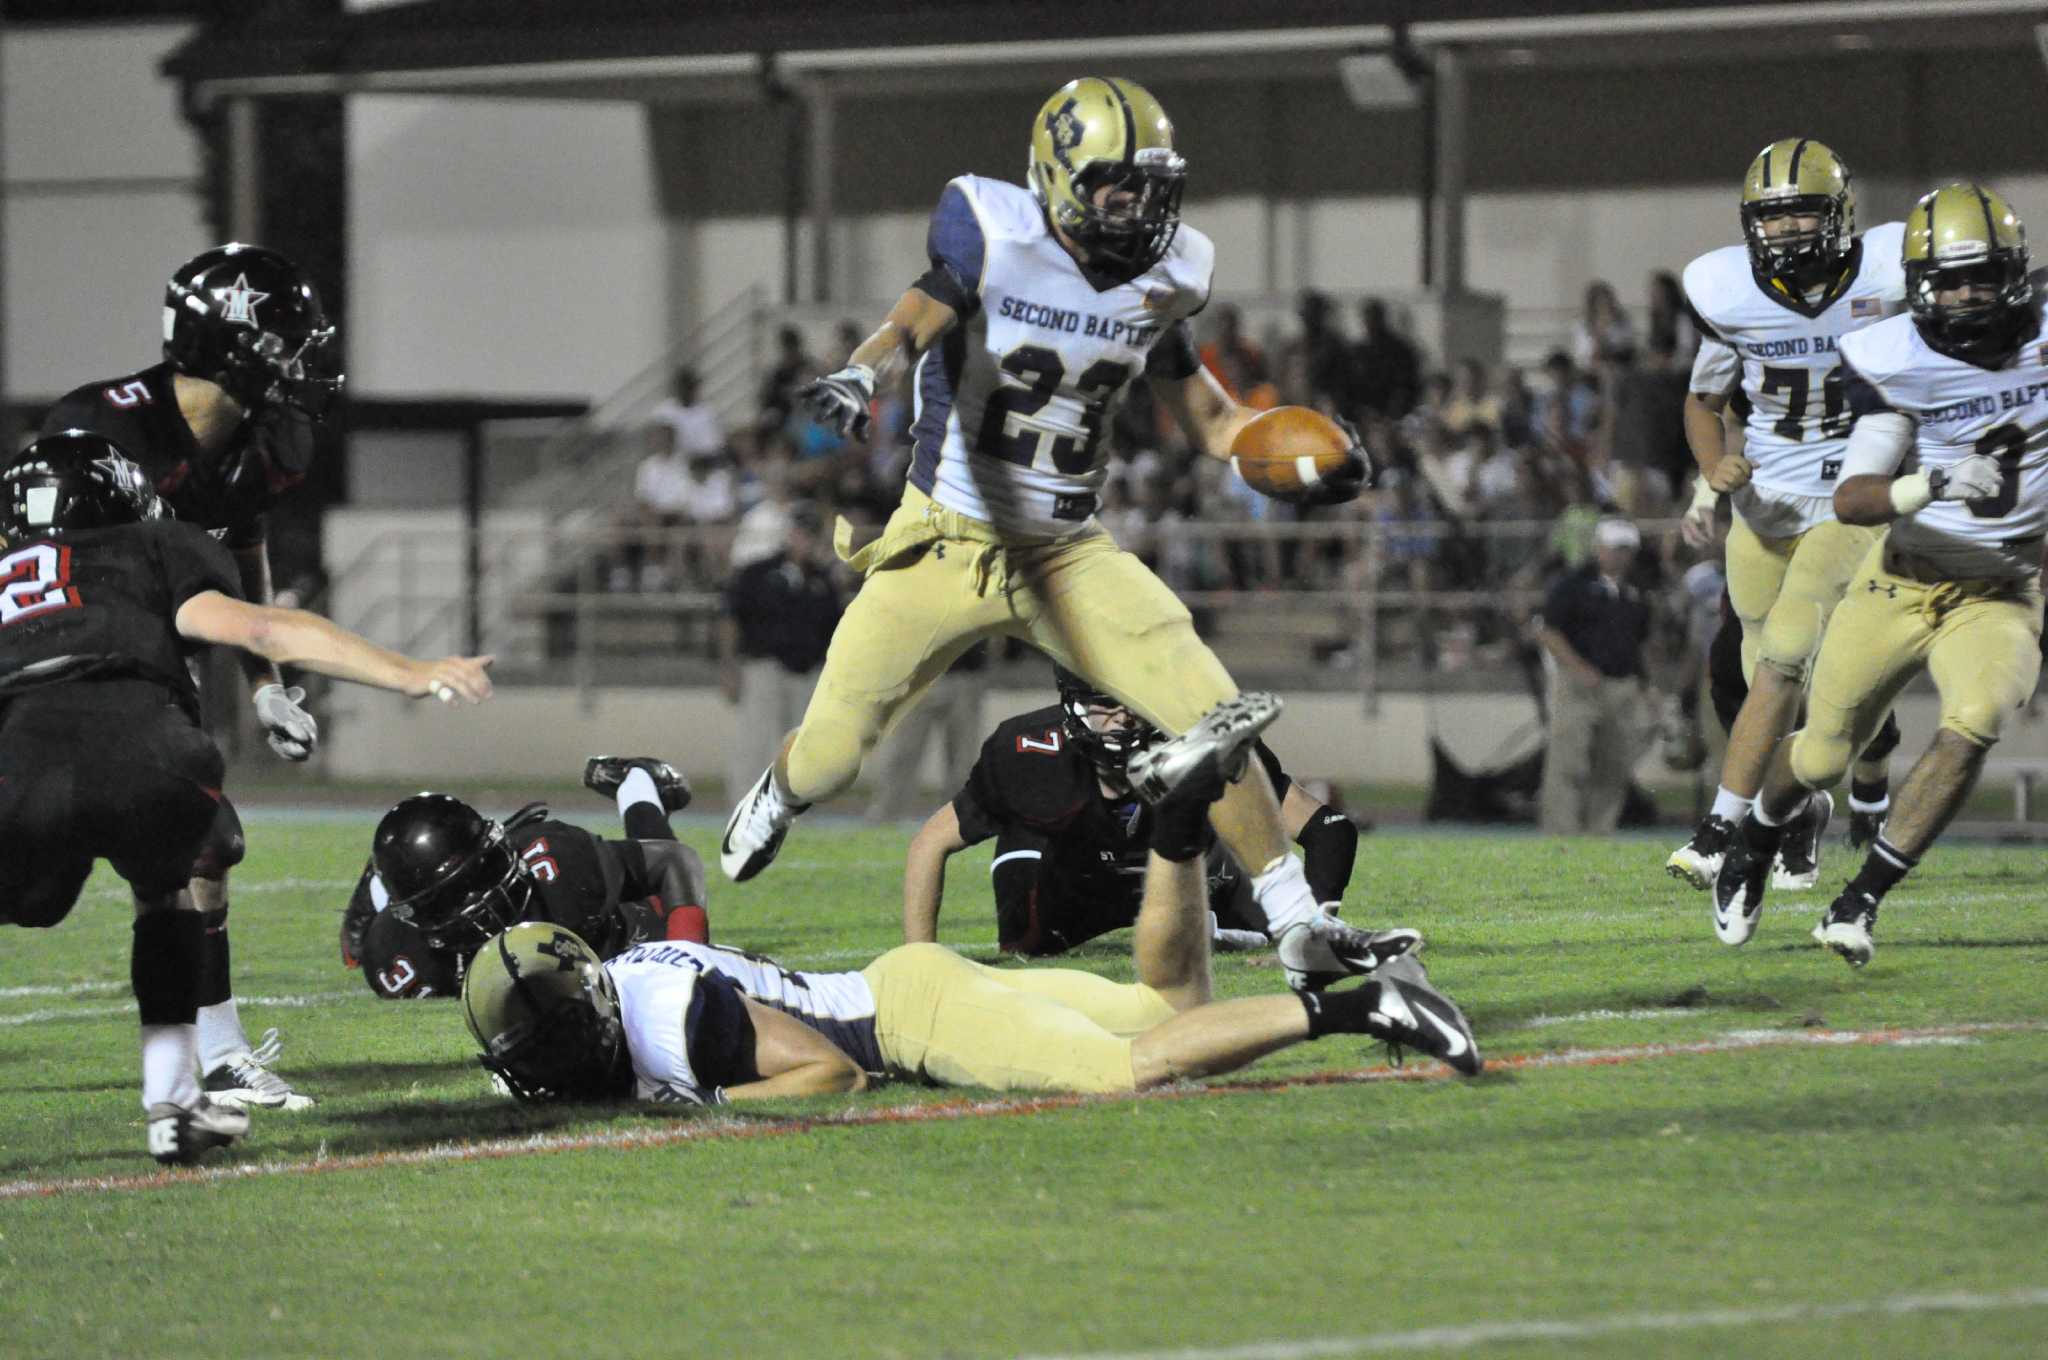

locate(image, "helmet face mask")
(163, 243), (345, 418)
(0, 431), (164, 542)
(1904, 183), (2034, 362)
(1054, 666), (1160, 795)
(374, 796), (537, 957)
(1739, 139), (1855, 291)
(462, 925), (627, 1104)
(1029, 78), (1185, 276)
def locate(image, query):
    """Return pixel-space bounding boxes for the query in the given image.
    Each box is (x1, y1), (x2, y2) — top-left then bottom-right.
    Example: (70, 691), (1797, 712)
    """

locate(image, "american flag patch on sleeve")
(1850, 298), (1883, 317)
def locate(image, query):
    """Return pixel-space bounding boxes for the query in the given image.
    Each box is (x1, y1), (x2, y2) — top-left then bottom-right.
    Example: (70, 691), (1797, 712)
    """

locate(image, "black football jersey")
(41, 363), (312, 549)
(0, 520), (240, 712)
(352, 818), (666, 999)
(952, 704), (1291, 882)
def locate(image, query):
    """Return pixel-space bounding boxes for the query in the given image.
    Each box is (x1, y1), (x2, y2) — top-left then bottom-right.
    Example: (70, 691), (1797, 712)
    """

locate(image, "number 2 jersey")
(1838, 280), (2048, 580)
(910, 174), (1213, 537)
(607, 941), (884, 1104)
(1684, 222), (1907, 536)
(0, 519), (238, 712)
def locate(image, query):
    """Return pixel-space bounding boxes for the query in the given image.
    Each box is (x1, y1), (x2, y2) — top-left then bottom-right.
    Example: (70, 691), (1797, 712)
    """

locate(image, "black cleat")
(584, 755), (692, 813)
(1846, 807), (1887, 852)
(1126, 692), (1282, 805)
(1711, 819), (1775, 946)
(1812, 888), (1880, 967)
(146, 1096), (249, 1166)
(1770, 791), (1833, 891)
(1352, 955), (1481, 1076)
(1666, 814), (1735, 891)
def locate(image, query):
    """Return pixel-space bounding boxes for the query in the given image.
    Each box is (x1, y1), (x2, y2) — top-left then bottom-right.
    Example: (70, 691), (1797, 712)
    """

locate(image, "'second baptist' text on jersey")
(910, 175), (1213, 537)
(350, 819), (665, 999)
(1839, 281), (2048, 580)
(40, 363), (313, 549)
(1684, 222), (1906, 535)
(0, 519), (239, 712)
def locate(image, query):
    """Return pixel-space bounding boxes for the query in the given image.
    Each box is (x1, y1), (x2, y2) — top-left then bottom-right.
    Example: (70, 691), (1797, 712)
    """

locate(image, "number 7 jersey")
(910, 174), (1214, 537)
(1684, 222), (1906, 535)
(1838, 279), (2048, 581)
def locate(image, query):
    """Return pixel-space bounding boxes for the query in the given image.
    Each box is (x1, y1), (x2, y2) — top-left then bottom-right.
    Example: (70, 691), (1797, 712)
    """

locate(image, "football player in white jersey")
(466, 694), (1479, 1104)
(722, 77), (1387, 993)
(1667, 138), (1910, 902)
(1711, 184), (2045, 964)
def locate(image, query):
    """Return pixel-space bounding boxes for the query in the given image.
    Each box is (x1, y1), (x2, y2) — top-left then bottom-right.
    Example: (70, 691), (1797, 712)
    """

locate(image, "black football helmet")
(462, 923), (630, 1103)
(163, 243), (342, 417)
(0, 431), (164, 541)
(372, 794), (535, 955)
(1054, 665), (1160, 794)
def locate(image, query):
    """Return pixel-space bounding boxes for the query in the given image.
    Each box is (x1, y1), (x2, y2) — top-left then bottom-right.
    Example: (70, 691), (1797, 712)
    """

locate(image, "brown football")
(1228, 406), (1353, 502)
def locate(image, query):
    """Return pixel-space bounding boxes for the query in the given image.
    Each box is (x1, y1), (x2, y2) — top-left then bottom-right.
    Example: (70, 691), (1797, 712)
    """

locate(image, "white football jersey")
(1838, 284), (2048, 580)
(1684, 222), (1907, 534)
(910, 174), (1214, 537)
(608, 941), (883, 1102)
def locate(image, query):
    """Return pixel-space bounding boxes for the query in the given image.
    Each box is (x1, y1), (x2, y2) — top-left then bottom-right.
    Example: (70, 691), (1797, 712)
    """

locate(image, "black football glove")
(803, 364), (877, 441)
(1302, 415), (1375, 507)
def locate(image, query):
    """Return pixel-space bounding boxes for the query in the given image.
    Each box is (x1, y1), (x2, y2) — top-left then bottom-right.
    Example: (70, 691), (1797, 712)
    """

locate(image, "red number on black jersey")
(0, 543), (81, 627)
(520, 839), (560, 882)
(1015, 728), (1062, 756)
(103, 379), (154, 408)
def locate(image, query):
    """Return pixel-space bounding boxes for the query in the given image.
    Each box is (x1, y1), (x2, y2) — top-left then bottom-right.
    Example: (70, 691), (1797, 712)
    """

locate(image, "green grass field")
(3, 814), (2045, 1359)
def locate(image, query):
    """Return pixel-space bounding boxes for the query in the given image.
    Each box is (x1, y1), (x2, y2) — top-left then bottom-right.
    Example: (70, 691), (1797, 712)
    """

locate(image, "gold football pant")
(785, 486), (1239, 803)
(861, 942), (1177, 1094)
(1724, 513), (1883, 683)
(1789, 544), (2045, 790)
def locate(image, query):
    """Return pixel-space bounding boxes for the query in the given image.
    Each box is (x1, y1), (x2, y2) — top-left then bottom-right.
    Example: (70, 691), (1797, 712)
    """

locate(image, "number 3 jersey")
(910, 174), (1213, 537)
(1684, 222), (1906, 536)
(608, 941), (883, 1103)
(0, 519), (238, 711)
(1838, 281), (2048, 581)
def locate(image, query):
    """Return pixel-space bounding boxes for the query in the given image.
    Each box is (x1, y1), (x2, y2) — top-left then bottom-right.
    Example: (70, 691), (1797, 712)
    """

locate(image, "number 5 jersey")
(1684, 221), (1906, 538)
(910, 174), (1213, 537)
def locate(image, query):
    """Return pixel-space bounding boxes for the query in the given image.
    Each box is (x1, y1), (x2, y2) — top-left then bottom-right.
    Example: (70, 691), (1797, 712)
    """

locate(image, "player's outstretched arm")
(903, 802), (969, 943)
(1151, 364), (1260, 463)
(174, 591), (494, 702)
(719, 998), (867, 1101)
(803, 287), (959, 440)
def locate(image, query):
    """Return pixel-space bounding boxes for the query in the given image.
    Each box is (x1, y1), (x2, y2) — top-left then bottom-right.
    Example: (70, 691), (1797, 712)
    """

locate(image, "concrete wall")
(1, 23), (208, 402)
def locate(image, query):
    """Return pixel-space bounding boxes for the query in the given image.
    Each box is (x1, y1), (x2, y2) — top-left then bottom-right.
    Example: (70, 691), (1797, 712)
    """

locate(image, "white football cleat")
(1769, 791), (1833, 891)
(1666, 815), (1735, 891)
(147, 1095), (249, 1166)
(1812, 889), (1879, 967)
(721, 767), (805, 882)
(1278, 912), (1423, 992)
(203, 1028), (314, 1111)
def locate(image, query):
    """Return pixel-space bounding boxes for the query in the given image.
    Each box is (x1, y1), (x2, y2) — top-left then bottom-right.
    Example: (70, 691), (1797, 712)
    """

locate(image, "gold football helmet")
(462, 922), (628, 1103)
(1028, 76), (1185, 274)
(1904, 182), (2034, 360)
(1740, 137), (1855, 288)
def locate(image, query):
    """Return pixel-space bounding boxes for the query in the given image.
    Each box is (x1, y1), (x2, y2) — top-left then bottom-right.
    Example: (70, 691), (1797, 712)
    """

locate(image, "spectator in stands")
(1534, 516), (1654, 834)
(1605, 329), (1691, 515)
(1441, 358), (1503, 443)
(1352, 298), (1421, 421)
(1533, 350), (1600, 458)
(649, 366), (723, 462)
(759, 326), (818, 428)
(1643, 271), (1701, 370)
(730, 440), (796, 568)
(1278, 290), (1354, 414)
(719, 502), (845, 807)
(1570, 281), (1637, 373)
(1200, 304), (1273, 404)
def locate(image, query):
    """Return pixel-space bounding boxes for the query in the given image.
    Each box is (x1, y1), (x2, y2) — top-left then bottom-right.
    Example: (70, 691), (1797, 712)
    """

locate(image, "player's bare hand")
(414, 655), (495, 705)
(1680, 503), (1718, 549)
(1706, 454), (1753, 493)
(803, 364), (876, 441)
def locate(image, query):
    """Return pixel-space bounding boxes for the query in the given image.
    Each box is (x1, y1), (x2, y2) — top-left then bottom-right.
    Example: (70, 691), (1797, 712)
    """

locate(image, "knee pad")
(190, 798), (246, 879)
(132, 910), (205, 1025)
(1757, 601), (1826, 683)
(1788, 726), (1853, 792)
(1858, 711), (1903, 763)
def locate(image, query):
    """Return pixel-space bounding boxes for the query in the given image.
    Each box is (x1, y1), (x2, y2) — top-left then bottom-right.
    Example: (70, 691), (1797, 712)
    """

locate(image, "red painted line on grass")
(2, 1021), (2036, 1201)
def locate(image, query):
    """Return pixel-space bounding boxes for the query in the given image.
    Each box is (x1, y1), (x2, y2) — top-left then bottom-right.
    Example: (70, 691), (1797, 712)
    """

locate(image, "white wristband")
(1889, 472), (1934, 517)
(1688, 475), (1720, 514)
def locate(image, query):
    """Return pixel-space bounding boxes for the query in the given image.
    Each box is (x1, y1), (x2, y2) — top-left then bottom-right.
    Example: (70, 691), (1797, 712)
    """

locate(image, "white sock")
(1709, 786), (1754, 824)
(196, 999), (248, 1072)
(1250, 853), (1319, 936)
(1753, 792), (1801, 829)
(1849, 794), (1890, 815)
(616, 767), (661, 819)
(141, 1024), (201, 1111)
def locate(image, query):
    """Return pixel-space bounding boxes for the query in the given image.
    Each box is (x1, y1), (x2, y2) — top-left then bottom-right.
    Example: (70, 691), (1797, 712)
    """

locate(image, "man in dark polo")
(1535, 516), (1656, 833)
(719, 502), (844, 808)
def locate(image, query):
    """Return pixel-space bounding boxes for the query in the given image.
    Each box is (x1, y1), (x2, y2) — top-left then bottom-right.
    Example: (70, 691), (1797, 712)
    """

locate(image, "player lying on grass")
(340, 757), (710, 999)
(0, 432), (493, 1164)
(905, 666), (1384, 970)
(463, 693), (1479, 1105)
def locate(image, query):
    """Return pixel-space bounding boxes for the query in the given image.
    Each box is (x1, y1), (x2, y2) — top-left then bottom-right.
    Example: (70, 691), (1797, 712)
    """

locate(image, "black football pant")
(991, 828), (1260, 956)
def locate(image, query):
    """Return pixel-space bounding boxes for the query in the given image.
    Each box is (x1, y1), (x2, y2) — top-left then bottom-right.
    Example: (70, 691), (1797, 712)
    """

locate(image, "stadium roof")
(164, 0), (2046, 103)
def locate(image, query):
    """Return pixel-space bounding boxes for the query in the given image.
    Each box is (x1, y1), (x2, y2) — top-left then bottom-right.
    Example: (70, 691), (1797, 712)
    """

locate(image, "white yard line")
(1513, 1007), (1703, 1029)
(0, 990), (363, 1027)
(3, 1020), (2040, 1201)
(1020, 1287), (2048, 1359)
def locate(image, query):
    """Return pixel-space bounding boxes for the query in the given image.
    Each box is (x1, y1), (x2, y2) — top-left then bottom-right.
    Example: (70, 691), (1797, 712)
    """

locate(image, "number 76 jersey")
(909, 174), (1213, 538)
(1684, 222), (1906, 533)
(1838, 282), (2048, 581)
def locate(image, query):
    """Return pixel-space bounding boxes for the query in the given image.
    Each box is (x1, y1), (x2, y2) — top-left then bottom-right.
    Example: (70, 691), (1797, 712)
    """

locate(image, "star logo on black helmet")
(211, 273), (270, 328)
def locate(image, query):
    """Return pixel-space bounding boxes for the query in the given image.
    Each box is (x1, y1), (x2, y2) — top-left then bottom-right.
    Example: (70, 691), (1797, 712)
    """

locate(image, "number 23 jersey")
(1839, 282), (2048, 580)
(911, 174), (1213, 537)
(1684, 222), (1906, 534)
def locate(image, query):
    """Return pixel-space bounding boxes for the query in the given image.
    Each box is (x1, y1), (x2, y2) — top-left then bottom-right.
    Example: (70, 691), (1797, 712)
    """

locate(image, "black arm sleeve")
(989, 825), (1055, 954)
(1294, 809), (1360, 905)
(914, 263), (978, 318)
(1144, 321), (1201, 380)
(1251, 739), (1291, 800)
(685, 972), (762, 1088)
